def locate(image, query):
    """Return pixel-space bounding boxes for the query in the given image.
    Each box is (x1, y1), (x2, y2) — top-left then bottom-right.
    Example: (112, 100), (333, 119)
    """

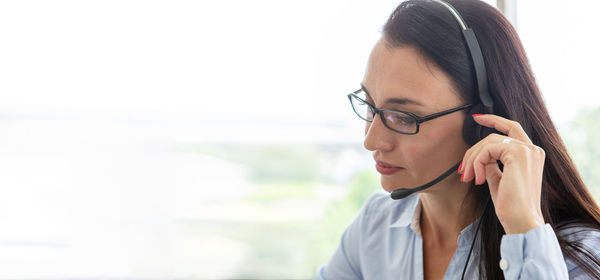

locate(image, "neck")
(419, 174), (482, 248)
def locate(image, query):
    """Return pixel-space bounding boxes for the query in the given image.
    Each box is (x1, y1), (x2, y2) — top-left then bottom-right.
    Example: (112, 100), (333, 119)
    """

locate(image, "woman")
(315, 0), (600, 279)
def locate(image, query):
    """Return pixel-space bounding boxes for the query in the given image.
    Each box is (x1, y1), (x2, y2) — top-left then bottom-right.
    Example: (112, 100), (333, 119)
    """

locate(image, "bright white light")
(0, 0), (598, 278)
(517, 0), (600, 125)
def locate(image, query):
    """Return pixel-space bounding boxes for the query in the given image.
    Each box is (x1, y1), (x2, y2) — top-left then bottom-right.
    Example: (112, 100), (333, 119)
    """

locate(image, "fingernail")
(472, 114), (484, 117)
(457, 161), (463, 174)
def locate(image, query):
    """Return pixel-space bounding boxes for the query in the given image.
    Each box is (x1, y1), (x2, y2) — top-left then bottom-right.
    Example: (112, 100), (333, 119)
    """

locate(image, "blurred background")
(0, 0), (599, 279)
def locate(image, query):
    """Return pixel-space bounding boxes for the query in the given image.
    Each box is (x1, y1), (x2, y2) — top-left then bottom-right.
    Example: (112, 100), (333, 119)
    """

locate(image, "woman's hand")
(459, 114), (546, 234)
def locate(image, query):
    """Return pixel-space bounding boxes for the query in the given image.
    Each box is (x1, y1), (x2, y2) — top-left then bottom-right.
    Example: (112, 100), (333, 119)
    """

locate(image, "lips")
(375, 160), (404, 175)
(376, 160), (401, 168)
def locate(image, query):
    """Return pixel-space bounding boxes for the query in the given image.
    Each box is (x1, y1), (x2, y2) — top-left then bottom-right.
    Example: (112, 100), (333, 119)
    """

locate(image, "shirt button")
(499, 259), (509, 270)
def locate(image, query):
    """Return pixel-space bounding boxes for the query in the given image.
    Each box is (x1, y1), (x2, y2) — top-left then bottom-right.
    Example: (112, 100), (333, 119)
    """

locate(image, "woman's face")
(362, 38), (470, 193)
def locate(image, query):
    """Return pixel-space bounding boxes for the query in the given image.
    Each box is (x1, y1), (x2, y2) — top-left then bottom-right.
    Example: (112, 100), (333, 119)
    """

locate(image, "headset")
(387, 1), (496, 279)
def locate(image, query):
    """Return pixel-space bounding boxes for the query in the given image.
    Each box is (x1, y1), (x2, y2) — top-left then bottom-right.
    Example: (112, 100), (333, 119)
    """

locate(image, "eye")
(391, 114), (415, 125)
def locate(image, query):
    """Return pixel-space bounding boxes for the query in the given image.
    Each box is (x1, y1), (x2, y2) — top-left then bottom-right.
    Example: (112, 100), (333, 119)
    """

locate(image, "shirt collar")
(389, 194), (421, 229)
(457, 216), (482, 250)
(388, 194), (483, 248)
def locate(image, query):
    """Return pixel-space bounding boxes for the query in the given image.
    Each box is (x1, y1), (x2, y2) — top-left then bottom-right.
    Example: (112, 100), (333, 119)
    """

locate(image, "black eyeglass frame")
(347, 88), (474, 135)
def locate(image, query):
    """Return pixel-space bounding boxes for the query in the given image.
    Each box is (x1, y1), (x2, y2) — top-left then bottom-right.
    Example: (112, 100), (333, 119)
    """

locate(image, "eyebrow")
(360, 83), (423, 107)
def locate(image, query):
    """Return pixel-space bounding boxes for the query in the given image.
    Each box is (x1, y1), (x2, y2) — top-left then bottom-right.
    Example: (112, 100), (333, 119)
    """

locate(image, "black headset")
(388, 1), (496, 278)
(441, 0), (496, 146)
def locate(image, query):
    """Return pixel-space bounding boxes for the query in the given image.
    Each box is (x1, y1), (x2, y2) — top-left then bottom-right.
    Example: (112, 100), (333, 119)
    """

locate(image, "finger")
(473, 157), (492, 185)
(472, 145), (502, 185)
(460, 139), (485, 181)
(470, 140), (531, 183)
(484, 162), (502, 188)
(461, 133), (509, 181)
(472, 114), (532, 144)
(464, 136), (528, 184)
(484, 163), (503, 209)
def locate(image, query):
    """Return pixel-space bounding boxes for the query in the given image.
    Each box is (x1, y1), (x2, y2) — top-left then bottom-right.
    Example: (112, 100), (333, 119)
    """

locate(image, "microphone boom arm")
(390, 161), (462, 200)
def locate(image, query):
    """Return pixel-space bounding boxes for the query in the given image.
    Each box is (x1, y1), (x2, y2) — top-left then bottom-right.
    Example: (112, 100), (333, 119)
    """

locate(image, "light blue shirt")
(315, 191), (600, 279)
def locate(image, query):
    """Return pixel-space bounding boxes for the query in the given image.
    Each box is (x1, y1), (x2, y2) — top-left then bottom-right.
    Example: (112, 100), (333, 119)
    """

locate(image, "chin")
(380, 173), (424, 194)
(380, 177), (399, 193)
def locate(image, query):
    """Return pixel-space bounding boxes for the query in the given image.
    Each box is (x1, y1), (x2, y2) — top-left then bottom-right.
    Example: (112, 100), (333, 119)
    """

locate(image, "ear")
(462, 103), (503, 146)
(463, 103), (484, 146)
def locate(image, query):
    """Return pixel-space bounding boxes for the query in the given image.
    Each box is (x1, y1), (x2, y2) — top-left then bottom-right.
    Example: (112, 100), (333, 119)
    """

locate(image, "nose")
(363, 113), (394, 152)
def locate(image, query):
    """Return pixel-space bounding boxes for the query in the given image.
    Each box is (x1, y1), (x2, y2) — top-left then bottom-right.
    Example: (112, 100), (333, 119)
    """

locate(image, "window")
(0, 1), (597, 279)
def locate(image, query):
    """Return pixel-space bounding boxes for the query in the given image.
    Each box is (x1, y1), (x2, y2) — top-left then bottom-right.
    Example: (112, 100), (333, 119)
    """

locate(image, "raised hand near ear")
(459, 114), (545, 234)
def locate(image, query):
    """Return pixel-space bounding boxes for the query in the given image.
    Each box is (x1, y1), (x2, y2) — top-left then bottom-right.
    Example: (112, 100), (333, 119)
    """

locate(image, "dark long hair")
(382, 0), (600, 279)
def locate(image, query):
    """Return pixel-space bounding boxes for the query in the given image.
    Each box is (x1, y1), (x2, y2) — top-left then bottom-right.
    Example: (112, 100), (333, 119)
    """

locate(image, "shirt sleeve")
(313, 193), (381, 280)
(499, 223), (569, 279)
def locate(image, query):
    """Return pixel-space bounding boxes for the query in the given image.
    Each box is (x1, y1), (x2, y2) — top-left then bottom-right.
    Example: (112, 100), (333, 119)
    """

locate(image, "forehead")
(361, 39), (461, 110)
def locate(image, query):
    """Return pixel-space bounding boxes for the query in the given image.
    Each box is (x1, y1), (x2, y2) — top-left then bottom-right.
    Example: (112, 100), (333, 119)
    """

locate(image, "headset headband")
(432, 0), (493, 114)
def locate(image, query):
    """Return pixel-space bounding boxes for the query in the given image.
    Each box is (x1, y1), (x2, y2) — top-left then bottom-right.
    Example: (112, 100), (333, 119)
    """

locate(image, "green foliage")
(178, 143), (325, 183)
(562, 107), (600, 199)
(181, 142), (380, 277)
(249, 181), (316, 202)
(229, 221), (317, 278)
(307, 169), (380, 272)
(181, 218), (318, 279)
(346, 169), (381, 209)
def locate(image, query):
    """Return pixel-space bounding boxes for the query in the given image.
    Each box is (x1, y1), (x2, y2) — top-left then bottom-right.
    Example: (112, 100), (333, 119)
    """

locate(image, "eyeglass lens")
(349, 92), (418, 134)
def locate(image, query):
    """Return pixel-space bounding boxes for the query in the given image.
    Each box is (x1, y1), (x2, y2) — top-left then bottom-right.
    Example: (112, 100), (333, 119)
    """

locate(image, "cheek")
(405, 126), (468, 170)
(402, 139), (436, 170)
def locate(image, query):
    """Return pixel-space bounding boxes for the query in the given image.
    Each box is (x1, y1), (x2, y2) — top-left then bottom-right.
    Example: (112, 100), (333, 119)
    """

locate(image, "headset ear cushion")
(463, 103), (484, 146)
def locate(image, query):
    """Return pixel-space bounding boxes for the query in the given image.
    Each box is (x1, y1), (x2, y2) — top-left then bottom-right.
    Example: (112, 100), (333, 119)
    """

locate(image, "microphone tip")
(391, 188), (413, 200)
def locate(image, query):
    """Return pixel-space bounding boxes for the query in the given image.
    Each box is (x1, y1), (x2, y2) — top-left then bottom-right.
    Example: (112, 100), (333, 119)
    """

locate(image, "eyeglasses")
(347, 88), (473, 135)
